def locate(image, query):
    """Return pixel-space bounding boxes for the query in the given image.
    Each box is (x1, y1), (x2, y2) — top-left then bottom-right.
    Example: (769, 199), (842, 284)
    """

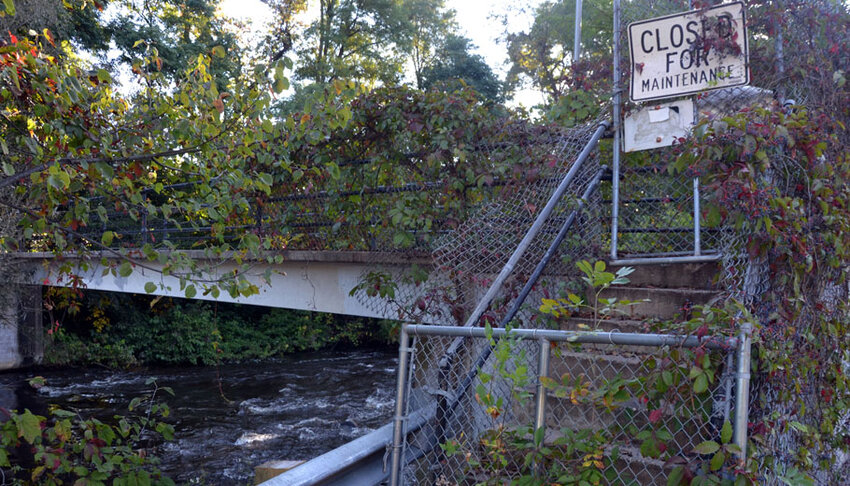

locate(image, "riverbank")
(42, 290), (397, 368)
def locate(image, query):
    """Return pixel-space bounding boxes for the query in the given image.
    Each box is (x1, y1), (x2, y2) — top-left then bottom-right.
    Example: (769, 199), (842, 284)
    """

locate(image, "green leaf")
(693, 440), (720, 455)
(51, 408), (75, 418)
(258, 173), (273, 186)
(2, 0), (15, 16)
(185, 284), (197, 299)
(15, 410), (42, 444)
(212, 45), (226, 58)
(144, 282), (157, 294)
(96, 69), (111, 83)
(710, 451), (726, 471)
(667, 466), (684, 486)
(640, 437), (660, 458)
(118, 261), (133, 277)
(694, 373), (708, 393)
(101, 231), (114, 247)
(721, 419), (733, 444)
(47, 172), (70, 190)
(327, 162), (341, 180)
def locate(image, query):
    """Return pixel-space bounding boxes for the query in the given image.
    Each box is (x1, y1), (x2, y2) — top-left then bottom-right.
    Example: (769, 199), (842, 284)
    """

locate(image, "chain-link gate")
(390, 325), (745, 485)
(610, 0), (781, 264)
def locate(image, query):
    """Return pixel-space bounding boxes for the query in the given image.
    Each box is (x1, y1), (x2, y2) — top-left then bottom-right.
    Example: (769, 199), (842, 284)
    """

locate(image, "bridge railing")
(73, 121), (585, 255)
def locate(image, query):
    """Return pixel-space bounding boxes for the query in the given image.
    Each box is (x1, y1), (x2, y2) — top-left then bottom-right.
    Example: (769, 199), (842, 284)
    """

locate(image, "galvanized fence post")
(390, 325), (412, 486)
(611, 0), (621, 261)
(533, 338), (551, 477)
(734, 320), (753, 465)
(693, 177), (702, 256)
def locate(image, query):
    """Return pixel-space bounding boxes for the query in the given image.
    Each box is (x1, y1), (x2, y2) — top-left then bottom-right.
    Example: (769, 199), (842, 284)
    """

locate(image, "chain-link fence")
(354, 115), (612, 324)
(390, 325), (742, 486)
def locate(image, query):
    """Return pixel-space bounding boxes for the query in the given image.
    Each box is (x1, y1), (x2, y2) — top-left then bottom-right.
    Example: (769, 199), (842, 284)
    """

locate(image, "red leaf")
(649, 408), (663, 423)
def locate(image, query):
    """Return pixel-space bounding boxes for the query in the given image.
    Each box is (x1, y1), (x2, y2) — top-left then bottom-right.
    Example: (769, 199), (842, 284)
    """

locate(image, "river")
(0, 347), (398, 485)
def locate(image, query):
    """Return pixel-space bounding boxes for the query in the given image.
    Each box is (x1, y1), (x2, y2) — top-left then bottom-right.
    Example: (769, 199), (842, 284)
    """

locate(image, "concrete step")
(609, 261), (720, 290)
(548, 349), (647, 384)
(596, 286), (720, 320)
(561, 317), (650, 332)
(541, 397), (715, 447)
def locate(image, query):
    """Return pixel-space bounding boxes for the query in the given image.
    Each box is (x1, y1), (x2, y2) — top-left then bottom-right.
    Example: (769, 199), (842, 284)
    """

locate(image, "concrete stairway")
(542, 261), (724, 484)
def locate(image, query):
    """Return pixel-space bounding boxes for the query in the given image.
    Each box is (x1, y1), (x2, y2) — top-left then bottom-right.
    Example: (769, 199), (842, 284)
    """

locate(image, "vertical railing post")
(611, 0), (621, 260)
(533, 338), (551, 476)
(574, 0), (583, 62)
(733, 320), (752, 465)
(693, 177), (702, 256)
(390, 325), (412, 486)
(141, 209), (149, 245)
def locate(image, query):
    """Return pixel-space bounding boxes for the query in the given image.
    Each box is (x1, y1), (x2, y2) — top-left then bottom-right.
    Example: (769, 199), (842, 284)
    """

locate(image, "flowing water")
(0, 347), (398, 485)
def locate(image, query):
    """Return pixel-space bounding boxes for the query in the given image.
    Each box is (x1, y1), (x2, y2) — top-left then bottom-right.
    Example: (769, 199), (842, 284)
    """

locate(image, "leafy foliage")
(670, 98), (849, 481)
(0, 380), (175, 485)
(539, 260), (643, 327)
(43, 292), (396, 367)
(0, 1), (339, 298)
(663, 0), (850, 475)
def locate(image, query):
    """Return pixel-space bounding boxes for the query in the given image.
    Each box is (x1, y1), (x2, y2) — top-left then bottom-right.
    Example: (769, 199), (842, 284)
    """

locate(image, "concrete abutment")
(0, 285), (43, 370)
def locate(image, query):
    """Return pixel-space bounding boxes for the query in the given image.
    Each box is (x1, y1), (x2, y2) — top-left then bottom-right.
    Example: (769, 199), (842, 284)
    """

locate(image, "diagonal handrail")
(389, 121), (611, 486)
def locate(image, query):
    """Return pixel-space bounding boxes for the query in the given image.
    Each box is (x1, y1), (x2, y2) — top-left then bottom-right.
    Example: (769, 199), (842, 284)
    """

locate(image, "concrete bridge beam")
(16, 250), (431, 320)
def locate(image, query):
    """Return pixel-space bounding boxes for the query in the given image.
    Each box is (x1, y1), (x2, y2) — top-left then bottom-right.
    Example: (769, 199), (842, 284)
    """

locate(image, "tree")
(0, 1), (334, 299)
(261, 0), (309, 62)
(404, 0), (455, 89)
(100, 0), (243, 87)
(294, 0), (411, 86)
(0, 0), (103, 52)
(1, 0), (244, 88)
(504, 0), (612, 104)
(420, 34), (503, 103)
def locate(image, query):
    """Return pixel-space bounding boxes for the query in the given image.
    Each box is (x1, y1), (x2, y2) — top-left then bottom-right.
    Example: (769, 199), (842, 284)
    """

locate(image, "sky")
(218, 0), (546, 106)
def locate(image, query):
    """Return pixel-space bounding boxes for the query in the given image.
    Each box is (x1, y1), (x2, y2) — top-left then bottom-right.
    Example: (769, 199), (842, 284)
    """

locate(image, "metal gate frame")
(390, 324), (752, 486)
(609, 0), (720, 266)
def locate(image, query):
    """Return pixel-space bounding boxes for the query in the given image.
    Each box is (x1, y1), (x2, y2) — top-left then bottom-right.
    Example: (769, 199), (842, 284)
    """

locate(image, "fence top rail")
(403, 324), (738, 350)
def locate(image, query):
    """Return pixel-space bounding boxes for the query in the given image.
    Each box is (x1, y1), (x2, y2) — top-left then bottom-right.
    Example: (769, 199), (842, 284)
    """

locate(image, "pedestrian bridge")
(3, 117), (720, 371)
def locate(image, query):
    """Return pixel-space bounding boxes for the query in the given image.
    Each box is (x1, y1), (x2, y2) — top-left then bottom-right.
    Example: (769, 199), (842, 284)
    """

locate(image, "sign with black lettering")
(628, 2), (749, 102)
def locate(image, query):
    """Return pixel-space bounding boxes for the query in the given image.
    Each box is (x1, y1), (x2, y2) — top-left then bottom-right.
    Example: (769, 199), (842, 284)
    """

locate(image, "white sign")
(623, 99), (695, 152)
(628, 2), (749, 102)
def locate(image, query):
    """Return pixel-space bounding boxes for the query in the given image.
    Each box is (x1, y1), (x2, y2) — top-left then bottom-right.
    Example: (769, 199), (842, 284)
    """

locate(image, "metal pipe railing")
(405, 324), (739, 350)
(436, 165), (608, 400)
(392, 135), (609, 486)
(693, 177), (702, 256)
(533, 338), (551, 477)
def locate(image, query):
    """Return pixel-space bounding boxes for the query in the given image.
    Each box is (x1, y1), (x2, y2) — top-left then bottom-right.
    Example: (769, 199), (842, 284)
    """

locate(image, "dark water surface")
(0, 347), (398, 485)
